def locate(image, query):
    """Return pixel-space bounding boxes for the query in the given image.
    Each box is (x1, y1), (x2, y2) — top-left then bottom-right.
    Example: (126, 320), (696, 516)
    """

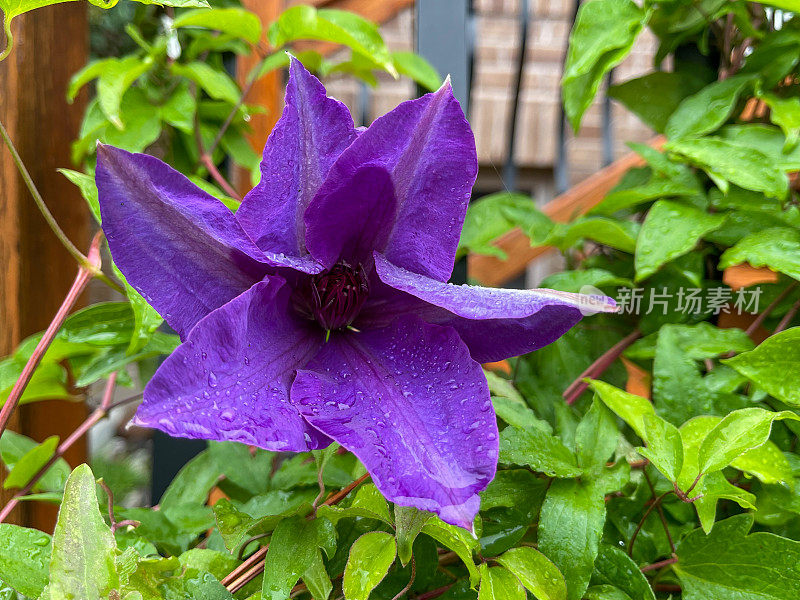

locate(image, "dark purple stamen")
(294, 262), (369, 332)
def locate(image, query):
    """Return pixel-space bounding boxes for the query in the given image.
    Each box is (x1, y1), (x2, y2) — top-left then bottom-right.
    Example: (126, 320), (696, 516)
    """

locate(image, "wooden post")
(0, 3), (90, 529)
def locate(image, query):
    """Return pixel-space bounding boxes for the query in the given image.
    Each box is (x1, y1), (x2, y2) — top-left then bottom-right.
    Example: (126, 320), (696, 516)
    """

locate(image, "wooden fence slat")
(466, 136), (666, 286)
(0, 3), (90, 529)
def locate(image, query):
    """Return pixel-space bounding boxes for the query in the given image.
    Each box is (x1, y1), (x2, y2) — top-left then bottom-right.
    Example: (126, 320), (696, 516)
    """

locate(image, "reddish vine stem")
(0, 233), (103, 440)
(773, 295), (800, 335)
(643, 469), (676, 554)
(415, 584), (453, 599)
(640, 556), (678, 573)
(563, 329), (642, 404)
(628, 490), (673, 557)
(199, 153), (242, 202)
(0, 371), (130, 524)
(390, 557), (416, 600)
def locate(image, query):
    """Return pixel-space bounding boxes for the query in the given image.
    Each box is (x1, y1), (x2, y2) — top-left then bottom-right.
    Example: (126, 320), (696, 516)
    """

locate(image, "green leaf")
(317, 482), (392, 525)
(172, 8), (262, 44)
(131, 0), (209, 6)
(698, 407), (799, 474)
(584, 585), (633, 600)
(588, 380), (654, 440)
(634, 200), (725, 281)
(499, 425), (583, 478)
(391, 51), (441, 91)
(539, 479), (605, 600)
(3, 435), (58, 490)
(562, 0), (646, 131)
(665, 75), (753, 140)
(545, 218), (639, 253)
(170, 62), (240, 104)
(637, 413), (683, 482)
(159, 450), (221, 522)
(49, 464), (118, 600)
(723, 328), (800, 405)
(693, 471), (756, 533)
(496, 546), (567, 600)
(97, 56), (154, 129)
(762, 93), (800, 150)
(0, 431), (69, 493)
(342, 532), (397, 600)
(395, 506), (432, 567)
(269, 6), (394, 74)
(591, 544), (655, 600)
(665, 137), (789, 199)
(262, 517), (323, 600)
(421, 516), (480, 587)
(747, 0), (800, 12)
(302, 551), (332, 600)
(608, 71), (707, 133)
(674, 514), (800, 599)
(58, 168), (100, 222)
(67, 58), (114, 102)
(574, 399), (618, 473)
(720, 228), (800, 280)
(478, 564), (525, 600)
(458, 193), (548, 259)
(0, 524), (51, 598)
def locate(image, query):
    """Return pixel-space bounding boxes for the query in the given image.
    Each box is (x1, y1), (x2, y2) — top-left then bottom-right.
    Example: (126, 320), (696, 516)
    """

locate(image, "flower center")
(294, 262), (369, 333)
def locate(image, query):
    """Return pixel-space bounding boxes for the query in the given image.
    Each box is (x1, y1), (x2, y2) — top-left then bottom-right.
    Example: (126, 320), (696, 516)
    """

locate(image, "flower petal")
(372, 254), (618, 363)
(304, 165), (397, 269)
(97, 144), (272, 338)
(305, 79), (477, 281)
(291, 315), (498, 529)
(237, 57), (358, 257)
(135, 277), (329, 451)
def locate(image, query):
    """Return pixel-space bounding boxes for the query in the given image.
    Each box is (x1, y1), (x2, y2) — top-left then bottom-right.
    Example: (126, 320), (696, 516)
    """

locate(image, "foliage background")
(2, 0), (800, 599)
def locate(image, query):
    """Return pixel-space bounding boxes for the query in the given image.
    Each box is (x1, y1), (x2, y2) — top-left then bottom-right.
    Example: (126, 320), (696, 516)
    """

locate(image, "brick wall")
(323, 0), (659, 191)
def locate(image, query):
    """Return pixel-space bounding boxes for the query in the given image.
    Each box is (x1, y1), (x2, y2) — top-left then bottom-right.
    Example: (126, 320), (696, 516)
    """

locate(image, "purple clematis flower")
(95, 58), (615, 529)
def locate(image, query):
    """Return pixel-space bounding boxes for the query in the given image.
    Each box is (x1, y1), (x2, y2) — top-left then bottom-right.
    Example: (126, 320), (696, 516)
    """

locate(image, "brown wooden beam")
(0, 3), (90, 529)
(467, 136), (666, 287)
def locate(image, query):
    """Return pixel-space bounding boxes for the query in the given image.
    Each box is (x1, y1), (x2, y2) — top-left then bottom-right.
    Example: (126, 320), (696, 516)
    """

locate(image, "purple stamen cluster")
(294, 262), (369, 332)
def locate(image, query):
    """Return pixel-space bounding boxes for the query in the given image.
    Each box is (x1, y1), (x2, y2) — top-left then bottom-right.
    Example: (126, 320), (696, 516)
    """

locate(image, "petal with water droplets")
(369, 254), (617, 363)
(136, 277), (329, 451)
(290, 315), (497, 529)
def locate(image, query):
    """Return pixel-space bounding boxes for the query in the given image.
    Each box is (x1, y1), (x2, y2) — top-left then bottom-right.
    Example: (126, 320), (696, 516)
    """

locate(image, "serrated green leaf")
(0, 524), (51, 598)
(575, 399), (618, 473)
(496, 546), (567, 600)
(395, 506), (432, 566)
(720, 228), (800, 281)
(608, 71), (708, 133)
(49, 464), (118, 600)
(634, 200), (725, 281)
(342, 532), (396, 600)
(698, 407), (799, 474)
(674, 514), (800, 599)
(637, 413), (683, 482)
(665, 75), (753, 140)
(499, 425), (582, 477)
(591, 544), (655, 600)
(422, 516), (480, 587)
(3, 435), (58, 490)
(478, 564), (525, 600)
(391, 51), (441, 91)
(562, 0), (647, 131)
(262, 517), (323, 600)
(172, 8), (262, 44)
(170, 62), (240, 104)
(723, 327), (800, 407)
(665, 137), (789, 199)
(539, 479), (605, 600)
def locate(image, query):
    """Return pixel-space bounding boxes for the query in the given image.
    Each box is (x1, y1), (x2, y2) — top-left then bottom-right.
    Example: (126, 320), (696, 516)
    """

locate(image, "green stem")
(0, 118), (87, 267)
(0, 117), (124, 293)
